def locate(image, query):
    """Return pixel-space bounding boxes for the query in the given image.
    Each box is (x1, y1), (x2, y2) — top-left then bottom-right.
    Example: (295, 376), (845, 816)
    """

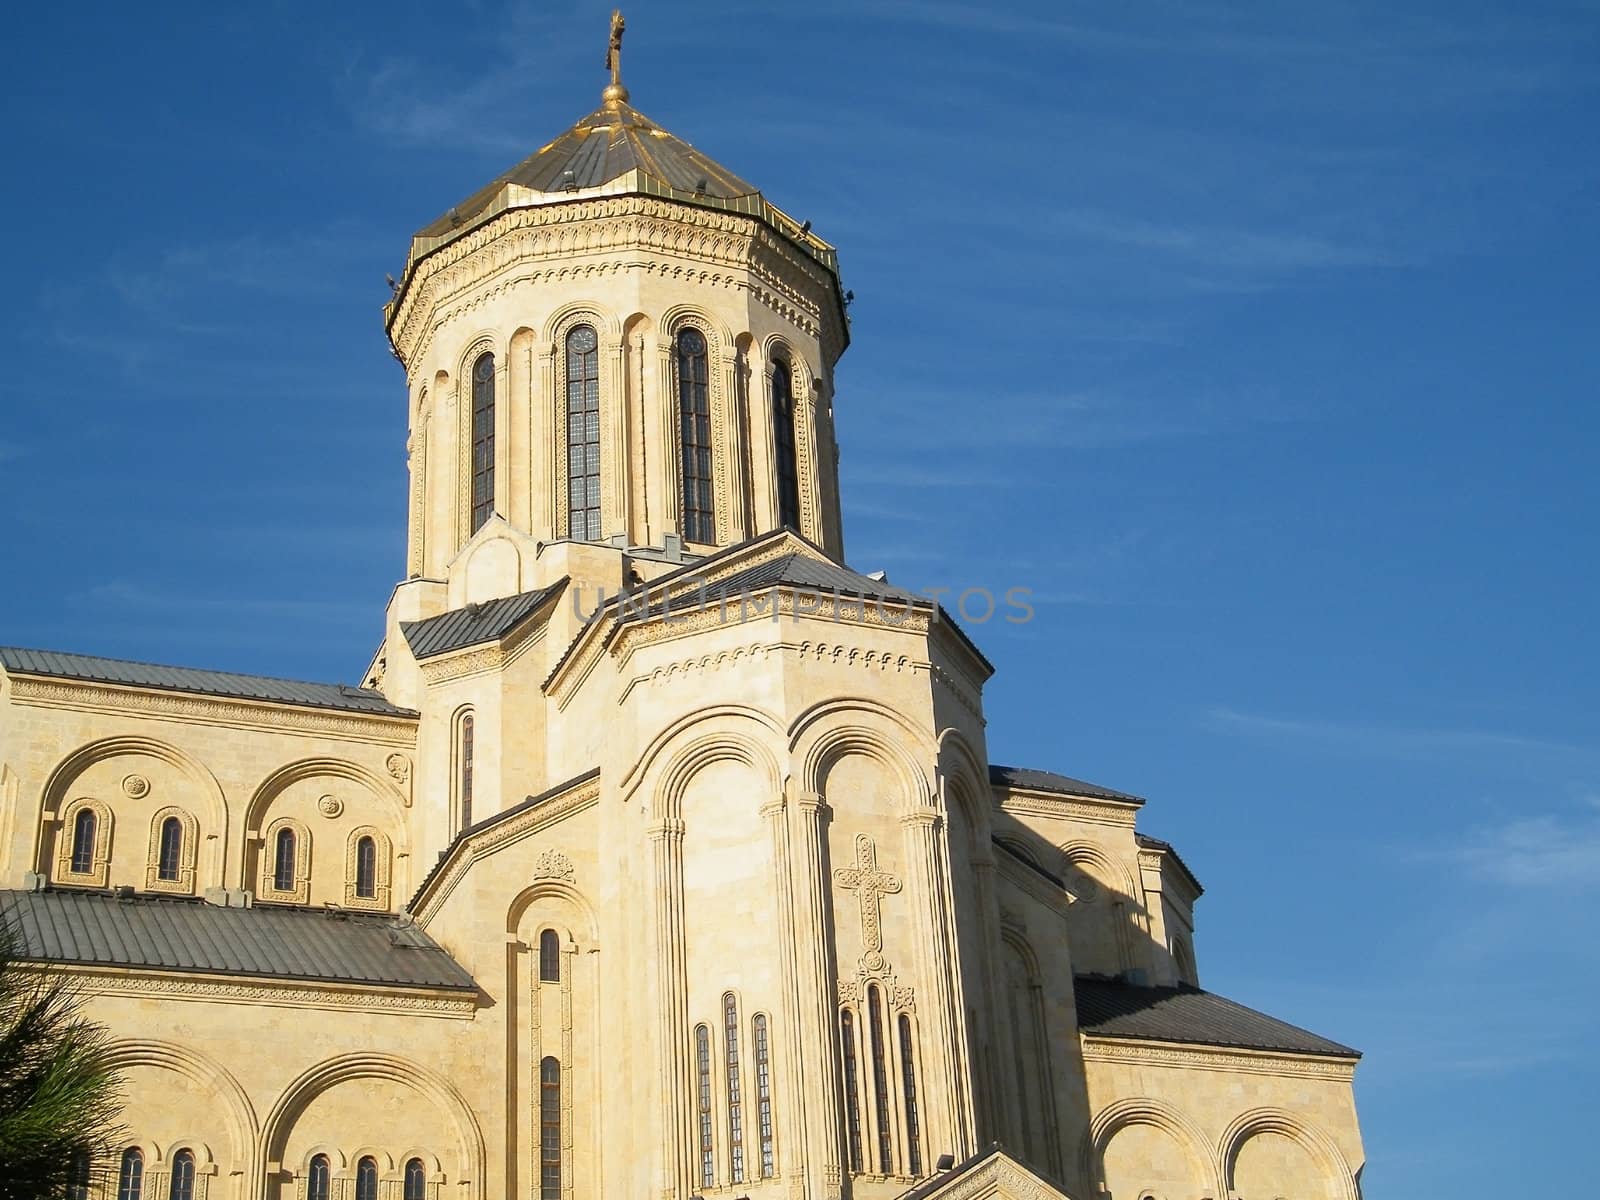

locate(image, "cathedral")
(0, 23), (1365, 1200)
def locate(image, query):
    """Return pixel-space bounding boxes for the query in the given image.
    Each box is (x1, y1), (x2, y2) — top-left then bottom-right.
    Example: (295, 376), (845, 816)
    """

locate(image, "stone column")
(762, 793), (808, 1199)
(790, 791), (843, 1200)
(719, 348), (749, 543)
(649, 817), (691, 1199)
(604, 334), (628, 540)
(657, 342), (681, 536)
(535, 345), (557, 539)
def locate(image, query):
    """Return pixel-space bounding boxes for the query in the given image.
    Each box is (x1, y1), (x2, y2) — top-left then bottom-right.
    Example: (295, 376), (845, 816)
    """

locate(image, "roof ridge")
(0, 644), (384, 695)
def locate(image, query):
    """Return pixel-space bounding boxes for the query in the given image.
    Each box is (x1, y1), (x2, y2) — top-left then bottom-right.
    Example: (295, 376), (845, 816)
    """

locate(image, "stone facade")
(0, 65), (1364, 1200)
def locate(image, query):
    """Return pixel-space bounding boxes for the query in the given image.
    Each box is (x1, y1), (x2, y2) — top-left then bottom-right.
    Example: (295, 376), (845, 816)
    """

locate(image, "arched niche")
(1087, 1099), (1216, 1200)
(103, 1040), (257, 1181)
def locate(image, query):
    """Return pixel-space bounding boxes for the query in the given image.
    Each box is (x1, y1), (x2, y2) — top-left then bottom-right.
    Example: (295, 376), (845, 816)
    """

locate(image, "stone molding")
(997, 792), (1140, 829)
(1079, 1035), (1358, 1080)
(7, 677), (417, 745)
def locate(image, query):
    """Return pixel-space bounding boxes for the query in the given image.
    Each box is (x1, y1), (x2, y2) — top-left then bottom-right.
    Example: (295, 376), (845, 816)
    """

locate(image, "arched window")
(676, 327), (714, 543)
(753, 1013), (775, 1178)
(540, 1056), (561, 1200)
(723, 992), (745, 1183)
(355, 835), (377, 899)
(840, 1008), (863, 1173)
(307, 1154), (331, 1200)
(168, 1149), (195, 1200)
(771, 361), (800, 531)
(403, 1159), (427, 1200)
(458, 712), (475, 832)
(157, 817), (183, 882)
(566, 324), (602, 541)
(69, 808), (97, 875)
(273, 826), (297, 893)
(899, 1014), (922, 1176)
(695, 1022), (714, 1187)
(355, 1156), (378, 1200)
(538, 929), (560, 983)
(867, 984), (893, 1173)
(67, 1146), (90, 1200)
(471, 351), (496, 532)
(118, 1147), (145, 1200)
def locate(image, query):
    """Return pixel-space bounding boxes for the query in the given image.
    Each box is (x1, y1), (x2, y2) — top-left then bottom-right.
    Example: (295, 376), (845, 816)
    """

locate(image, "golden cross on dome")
(605, 10), (626, 86)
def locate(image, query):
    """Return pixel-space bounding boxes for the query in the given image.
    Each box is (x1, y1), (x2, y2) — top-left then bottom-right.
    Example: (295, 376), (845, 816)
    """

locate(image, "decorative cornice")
(35, 963), (476, 1018)
(997, 792), (1140, 828)
(1080, 1034), (1358, 1080)
(418, 643), (505, 684)
(6, 677), (417, 745)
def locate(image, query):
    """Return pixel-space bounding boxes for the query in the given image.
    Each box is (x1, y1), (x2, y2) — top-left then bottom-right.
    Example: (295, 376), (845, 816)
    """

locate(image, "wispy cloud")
(1202, 705), (1595, 762)
(1422, 800), (1600, 889)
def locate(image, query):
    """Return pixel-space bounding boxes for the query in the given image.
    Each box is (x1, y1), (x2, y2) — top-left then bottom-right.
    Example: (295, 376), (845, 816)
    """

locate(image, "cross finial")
(603, 10), (629, 105)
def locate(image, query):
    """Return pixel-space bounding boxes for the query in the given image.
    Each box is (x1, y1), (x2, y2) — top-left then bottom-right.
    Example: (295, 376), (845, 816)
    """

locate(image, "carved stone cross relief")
(833, 832), (902, 971)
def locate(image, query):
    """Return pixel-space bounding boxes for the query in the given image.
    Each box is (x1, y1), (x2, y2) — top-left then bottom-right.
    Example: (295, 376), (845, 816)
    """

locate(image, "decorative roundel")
(317, 794), (344, 819)
(1066, 866), (1102, 904)
(862, 950), (885, 972)
(121, 774), (150, 799)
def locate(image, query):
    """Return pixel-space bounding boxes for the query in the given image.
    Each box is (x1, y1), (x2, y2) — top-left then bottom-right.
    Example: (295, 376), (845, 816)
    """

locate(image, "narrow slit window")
(458, 713), (475, 831)
(840, 1008), (863, 1173)
(868, 984), (893, 1173)
(67, 1147), (90, 1200)
(307, 1154), (330, 1200)
(754, 1013), (775, 1178)
(273, 827), (296, 892)
(471, 351), (496, 532)
(724, 993), (745, 1183)
(696, 1022), (715, 1187)
(676, 327), (714, 543)
(70, 808), (96, 875)
(771, 362), (801, 531)
(168, 1149), (195, 1200)
(539, 929), (561, 983)
(566, 324), (602, 541)
(899, 1014), (922, 1176)
(157, 817), (183, 882)
(117, 1147), (144, 1200)
(355, 835), (377, 899)
(540, 1056), (562, 1200)
(403, 1159), (426, 1200)
(355, 1156), (378, 1200)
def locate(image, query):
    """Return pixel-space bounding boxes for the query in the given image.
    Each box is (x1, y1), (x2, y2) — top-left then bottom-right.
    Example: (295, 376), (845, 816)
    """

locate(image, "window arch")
(118, 1147), (144, 1200)
(273, 826), (297, 892)
(695, 1022), (715, 1187)
(899, 1014), (923, 1176)
(566, 324), (602, 540)
(538, 929), (561, 983)
(753, 1013), (775, 1178)
(403, 1159), (427, 1200)
(540, 1056), (561, 1200)
(355, 1156), (378, 1200)
(158, 817), (182, 880)
(456, 710), (476, 833)
(840, 1008), (863, 1174)
(676, 326), (714, 543)
(867, 984), (893, 1173)
(723, 992), (745, 1183)
(260, 817), (310, 904)
(70, 807), (97, 875)
(344, 827), (392, 909)
(168, 1149), (195, 1200)
(470, 351), (496, 533)
(771, 360), (801, 531)
(306, 1154), (331, 1200)
(146, 807), (197, 893)
(355, 836), (377, 898)
(67, 1146), (90, 1200)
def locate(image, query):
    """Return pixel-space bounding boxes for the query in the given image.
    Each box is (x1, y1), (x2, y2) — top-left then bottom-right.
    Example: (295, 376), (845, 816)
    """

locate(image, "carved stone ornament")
(385, 752), (411, 787)
(317, 794), (343, 819)
(533, 848), (576, 881)
(121, 774), (150, 799)
(833, 833), (902, 971)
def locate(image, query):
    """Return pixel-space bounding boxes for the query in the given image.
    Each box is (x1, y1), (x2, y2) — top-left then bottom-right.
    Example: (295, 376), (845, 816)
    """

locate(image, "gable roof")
(400, 580), (567, 660)
(0, 646), (416, 718)
(0, 888), (476, 993)
(1074, 976), (1358, 1058)
(989, 764), (1143, 804)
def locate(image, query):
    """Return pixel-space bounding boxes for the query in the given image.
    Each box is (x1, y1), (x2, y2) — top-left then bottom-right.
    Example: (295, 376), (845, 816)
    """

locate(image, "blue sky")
(2, 0), (1596, 1191)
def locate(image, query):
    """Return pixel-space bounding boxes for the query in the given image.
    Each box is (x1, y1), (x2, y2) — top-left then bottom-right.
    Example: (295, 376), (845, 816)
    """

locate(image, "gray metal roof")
(1074, 977), (1358, 1058)
(663, 551), (922, 613)
(0, 647), (416, 718)
(400, 580), (567, 660)
(989, 764), (1144, 804)
(0, 888), (476, 992)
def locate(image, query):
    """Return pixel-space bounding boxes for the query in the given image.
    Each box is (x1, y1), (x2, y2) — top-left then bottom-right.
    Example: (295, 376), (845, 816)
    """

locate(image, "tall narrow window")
(676, 327), (714, 543)
(471, 351), (496, 532)
(771, 362), (801, 531)
(70, 808), (97, 875)
(753, 1013), (775, 1179)
(723, 993), (745, 1183)
(898, 1014), (922, 1176)
(356, 1156), (378, 1200)
(539, 929), (561, 983)
(118, 1147), (144, 1200)
(355, 835), (377, 899)
(458, 712), (475, 831)
(168, 1149), (195, 1200)
(307, 1154), (331, 1200)
(67, 1147), (90, 1200)
(840, 1009), (863, 1173)
(403, 1159), (426, 1200)
(540, 1056), (561, 1200)
(695, 1022), (714, 1187)
(273, 827), (296, 892)
(867, 985), (893, 1174)
(157, 817), (183, 882)
(566, 324), (602, 540)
